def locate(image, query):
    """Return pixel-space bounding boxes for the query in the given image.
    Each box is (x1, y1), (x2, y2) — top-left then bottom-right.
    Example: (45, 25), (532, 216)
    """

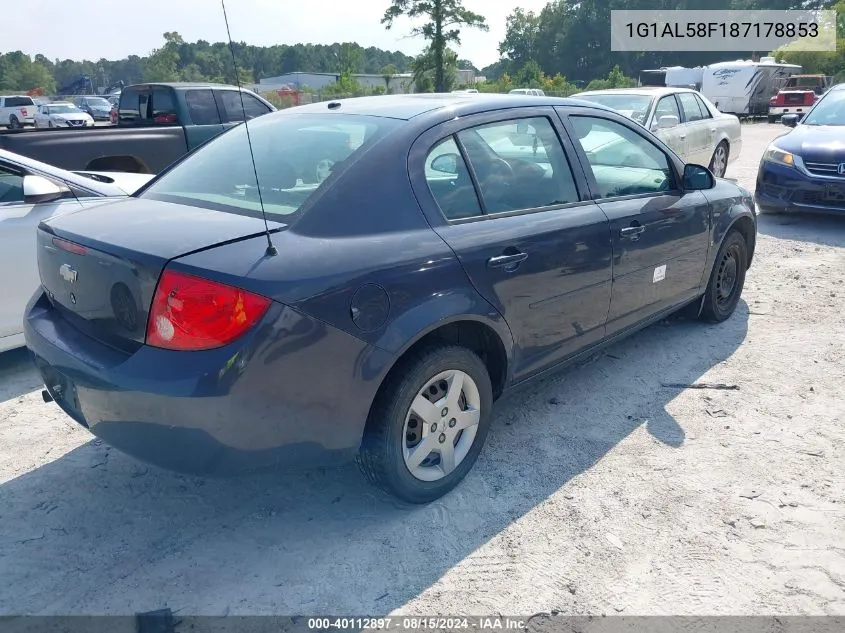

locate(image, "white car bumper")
(769, 106), (809, 118)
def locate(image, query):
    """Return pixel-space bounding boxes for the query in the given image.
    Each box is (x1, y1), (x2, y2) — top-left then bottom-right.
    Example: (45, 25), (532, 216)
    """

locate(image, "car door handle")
(620, 225), (646, 240)
(679, 134), (687, 139)
(487, 252), (528, 270)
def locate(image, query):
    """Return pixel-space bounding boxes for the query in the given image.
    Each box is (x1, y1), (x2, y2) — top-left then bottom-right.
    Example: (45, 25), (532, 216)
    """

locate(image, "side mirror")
(23, 175), (69, 204)
(655, 115), (679, 130)
(683, 164), (715, 190)
(782, 114), (799, 127)
(430, 153), (459, 175)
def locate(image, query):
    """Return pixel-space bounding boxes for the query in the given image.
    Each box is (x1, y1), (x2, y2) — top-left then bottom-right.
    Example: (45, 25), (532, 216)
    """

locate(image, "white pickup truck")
(0, 95), (36, 129)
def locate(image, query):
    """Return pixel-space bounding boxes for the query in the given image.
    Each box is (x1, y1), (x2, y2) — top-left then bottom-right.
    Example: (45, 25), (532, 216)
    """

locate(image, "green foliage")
(0, 33), (414, 94)
(383, 0), (488, 92)
(410, 45), (459, 92)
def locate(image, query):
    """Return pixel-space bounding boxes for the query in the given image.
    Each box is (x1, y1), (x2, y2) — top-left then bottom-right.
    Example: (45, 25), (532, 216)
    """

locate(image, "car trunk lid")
(37, 198), (285, 352)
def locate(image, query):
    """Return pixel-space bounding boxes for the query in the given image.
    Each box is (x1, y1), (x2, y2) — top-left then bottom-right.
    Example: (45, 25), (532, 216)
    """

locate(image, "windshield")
(802, 90), (845, 126)
(49, 104), (82, 114)
(142, 113), (398, 219)
(573, 93), (653, 125)
(86, 97), (111, 107)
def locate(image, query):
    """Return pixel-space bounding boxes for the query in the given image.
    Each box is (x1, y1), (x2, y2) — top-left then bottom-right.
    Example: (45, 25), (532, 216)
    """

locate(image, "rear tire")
(700, 230), (748, 323)
(709, 141), (729, 178)
(767, 115), (777, 124)
(357, 345), (493, 504)
(9, 115), (21, 130)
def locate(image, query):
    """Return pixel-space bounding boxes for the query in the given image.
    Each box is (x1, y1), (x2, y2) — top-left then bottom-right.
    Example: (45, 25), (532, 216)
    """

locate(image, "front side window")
(142, 113), (397, 220)
(456, 116), (579, 214)
(653, 95), (681, 123)
(185, 90), (220, 125)
(216, 91), (270, 123)
(570, 116), (675, 198)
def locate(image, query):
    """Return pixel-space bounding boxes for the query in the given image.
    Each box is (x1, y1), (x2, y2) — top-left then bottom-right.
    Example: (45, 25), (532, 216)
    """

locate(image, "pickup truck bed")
(0, 126), (189, 173)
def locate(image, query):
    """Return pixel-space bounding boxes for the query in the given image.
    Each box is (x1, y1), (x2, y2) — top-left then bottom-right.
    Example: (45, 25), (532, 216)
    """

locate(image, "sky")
(9, 0), (552, 70)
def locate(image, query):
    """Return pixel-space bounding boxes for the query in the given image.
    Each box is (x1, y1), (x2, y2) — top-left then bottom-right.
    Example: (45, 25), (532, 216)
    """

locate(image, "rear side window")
(185, 90), (220, 125)
(678, 93), (706, 122)
(693, 94), (713, 119)
(142, 114), (398, 220)
(152, 87), (178, 124)
(215, 90), (271, 122)
(425, 137), (482, 220)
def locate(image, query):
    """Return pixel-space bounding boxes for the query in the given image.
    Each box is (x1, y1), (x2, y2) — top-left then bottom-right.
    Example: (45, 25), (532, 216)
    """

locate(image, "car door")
(410, 109), (614, 381)
(676, 92), (712, 165)
(557, 110), (711, 335)
(0, 163), (86, 344)
(651, 94), (688, 161)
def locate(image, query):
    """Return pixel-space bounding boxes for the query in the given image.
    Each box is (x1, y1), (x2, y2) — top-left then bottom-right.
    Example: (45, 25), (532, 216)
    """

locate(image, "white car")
(34, 102), (95, 128)
(572, 87), (742, 177)
(509, 88), (546, 96)
(0, 149), (154, 353)
(0, 95), (36, 129)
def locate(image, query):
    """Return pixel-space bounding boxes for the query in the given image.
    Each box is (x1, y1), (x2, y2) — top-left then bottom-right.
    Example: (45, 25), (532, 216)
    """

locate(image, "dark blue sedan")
(24, 93), (757, 503)
(756, 83), (845, 216)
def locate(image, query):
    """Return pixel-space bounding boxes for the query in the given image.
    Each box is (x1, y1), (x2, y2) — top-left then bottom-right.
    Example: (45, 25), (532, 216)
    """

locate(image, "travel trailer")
(665, 66), (704, 90)
(700, 58), (801, 116)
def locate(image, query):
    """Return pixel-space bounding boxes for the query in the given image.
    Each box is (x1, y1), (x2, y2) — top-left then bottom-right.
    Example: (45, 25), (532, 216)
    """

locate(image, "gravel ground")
(0, 122), (843, 617)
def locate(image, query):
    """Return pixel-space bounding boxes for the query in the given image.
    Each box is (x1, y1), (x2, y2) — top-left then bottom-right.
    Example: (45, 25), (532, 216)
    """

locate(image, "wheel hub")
(402, 369), (482, 482)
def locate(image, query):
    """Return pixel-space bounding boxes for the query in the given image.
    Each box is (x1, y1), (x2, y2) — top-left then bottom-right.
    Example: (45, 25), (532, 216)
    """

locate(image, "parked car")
(24, 94), (756, 503)
(767, 75), (832, 123)
(0, 83), (275, 174)
(34, 102), (95, 128)
(0, 95), (36, 129)
(572, 87), (742, 177)
(509, 88), (545, 96)
(74, 95), (114, 121)
(0, 149), (154, 353)
(756, 83), (845, 216)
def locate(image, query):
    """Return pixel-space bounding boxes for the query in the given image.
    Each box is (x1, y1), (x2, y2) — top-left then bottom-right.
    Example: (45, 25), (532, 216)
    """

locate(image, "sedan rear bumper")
(24, 290), (392, 475)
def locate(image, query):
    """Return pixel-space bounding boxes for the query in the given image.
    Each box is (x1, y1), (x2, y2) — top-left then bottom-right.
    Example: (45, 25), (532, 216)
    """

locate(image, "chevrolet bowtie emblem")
(59, 264), (78, 283)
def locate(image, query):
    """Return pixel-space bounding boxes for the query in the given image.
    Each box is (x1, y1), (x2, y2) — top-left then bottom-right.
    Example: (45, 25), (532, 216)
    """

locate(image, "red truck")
(768, 74), (832, 123)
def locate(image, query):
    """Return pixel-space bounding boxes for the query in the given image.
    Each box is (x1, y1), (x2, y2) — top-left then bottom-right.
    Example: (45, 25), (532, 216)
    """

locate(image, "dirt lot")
(0, 123), (843, 617)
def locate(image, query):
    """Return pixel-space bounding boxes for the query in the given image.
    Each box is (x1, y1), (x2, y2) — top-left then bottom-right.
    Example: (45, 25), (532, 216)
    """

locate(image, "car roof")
(574, 87), (697, 97)
(124, 82), (243, 91)
(44, 102), (75, 106)
(284, 93), (615, 121)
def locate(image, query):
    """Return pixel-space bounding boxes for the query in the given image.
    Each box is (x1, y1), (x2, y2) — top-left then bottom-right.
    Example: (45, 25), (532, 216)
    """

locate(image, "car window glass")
(143, 114), (395, 219)
(693, 94), (713, 119)
(118, 88), (145, 123)
(152, 87), (178, 124)
(425, 136), (482, 220)
(5, 97), (34, 108)
(185, 89), (221, 125)
(0, 165), (25, 205)
(216, 91), (269, 122)
(570, 116), (674, 198)
(654, 95), (681, 123)
(678, 93), (705, 122)
(457, 116), (579, 214)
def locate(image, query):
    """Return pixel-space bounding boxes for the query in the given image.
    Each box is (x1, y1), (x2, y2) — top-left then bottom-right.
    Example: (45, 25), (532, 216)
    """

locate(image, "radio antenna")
(221, 0), (277, 256)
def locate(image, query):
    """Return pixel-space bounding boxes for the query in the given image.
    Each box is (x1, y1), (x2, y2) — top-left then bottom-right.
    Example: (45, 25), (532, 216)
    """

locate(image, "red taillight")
(145, 270), (271, 351)
(52, 237), (88, 255)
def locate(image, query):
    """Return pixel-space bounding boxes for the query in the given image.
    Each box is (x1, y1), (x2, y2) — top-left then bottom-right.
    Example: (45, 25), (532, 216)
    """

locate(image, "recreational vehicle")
(700, 58), (801, 116)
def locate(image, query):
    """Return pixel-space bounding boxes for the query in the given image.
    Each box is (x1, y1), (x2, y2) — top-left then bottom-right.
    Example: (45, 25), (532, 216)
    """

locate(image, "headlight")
(763, 145), (795, 167)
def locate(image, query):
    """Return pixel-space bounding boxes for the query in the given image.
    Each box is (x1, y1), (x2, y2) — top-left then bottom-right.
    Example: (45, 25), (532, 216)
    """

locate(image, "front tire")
(9, 115), (21, 130)
(700, 230), (748, 323)
(357, 345), (493, 504)
(709, 141), (729, 178)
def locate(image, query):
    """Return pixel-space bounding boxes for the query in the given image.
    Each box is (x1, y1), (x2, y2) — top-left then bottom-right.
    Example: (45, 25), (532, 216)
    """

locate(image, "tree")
(514, 59), (543, 88)
(143, 32), (181, 82)
(499, 8), (541, 71)
(410, 45), (458, 92)
(382, 0), (488, 92)
(381, 63), (397, 92)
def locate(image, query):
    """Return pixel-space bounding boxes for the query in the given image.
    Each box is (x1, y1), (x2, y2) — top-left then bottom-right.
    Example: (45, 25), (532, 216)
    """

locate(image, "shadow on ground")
(0, 303), (749, 615)
(0, 347), (42, 401)
(757, 212), (845, 247)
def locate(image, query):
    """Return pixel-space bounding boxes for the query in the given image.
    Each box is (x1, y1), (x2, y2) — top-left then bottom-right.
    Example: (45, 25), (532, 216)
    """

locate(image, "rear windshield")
(4, 97), (34, 107)
(141, 113), (398, 219)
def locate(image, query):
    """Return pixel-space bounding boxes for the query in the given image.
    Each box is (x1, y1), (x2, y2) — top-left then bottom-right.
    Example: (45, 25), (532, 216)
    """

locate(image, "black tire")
(9, 115), (21, 130)
(700, 230), (748, 323)
(357, 344), (493, 504)
(767, 115), (777, 124)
